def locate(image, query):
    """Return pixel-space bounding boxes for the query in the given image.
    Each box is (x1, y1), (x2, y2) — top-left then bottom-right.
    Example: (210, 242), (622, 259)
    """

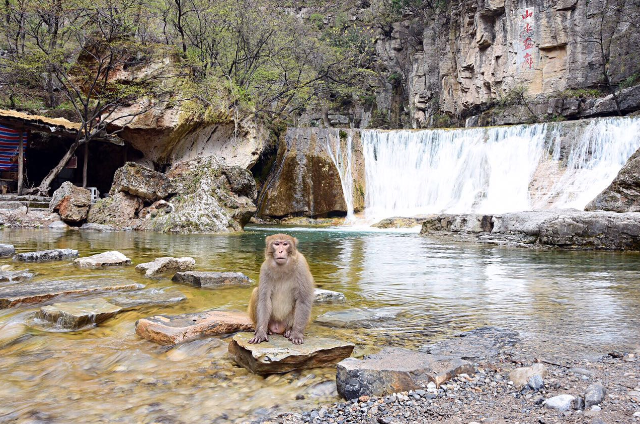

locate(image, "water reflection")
(0, 227), (639, 422)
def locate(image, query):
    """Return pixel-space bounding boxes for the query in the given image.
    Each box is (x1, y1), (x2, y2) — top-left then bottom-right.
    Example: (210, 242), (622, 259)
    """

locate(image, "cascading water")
(355, 117), (640, 220)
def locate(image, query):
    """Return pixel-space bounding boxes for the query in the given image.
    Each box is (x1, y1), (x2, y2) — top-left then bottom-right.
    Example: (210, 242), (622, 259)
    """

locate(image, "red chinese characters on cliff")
(518, 8), (535, 70)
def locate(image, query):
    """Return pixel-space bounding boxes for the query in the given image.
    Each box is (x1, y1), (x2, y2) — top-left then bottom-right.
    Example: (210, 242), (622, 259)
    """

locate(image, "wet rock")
(48, 220), (69, 230)
(73, 251), (132, 269)
(0, 270), (34, 283)
(80, 223), (115, 232)
(586, 147), (640, 212)
(315, 307), (403, 328)
(0, 244), (15, 258)
(585, 382), (606, 407)
(0, 321), (27, 346)
(314, 288), (346, 304)
(87, 192), (144, 225)
(171, 271), (250, 289)
(13, 248), (79, 262)
(509, 363), (547, 389)
(37, 298), (122, 329)
(543, 394), (576, 411)
(49, 182), (91, 223)
(372, 217), (429, 229)
(420, 327), (520, 361)
(135, 310), (253, 345)
(306, 381), (339, 398)
(163, 338), (223, 361)
(110, 162), (175, 202)
(135, 257), (195, 278)
(108, 288), (186, 310)
(0, 278), (143, 308)
(335, 347), (475, 400)
(228, 332), (355, 375)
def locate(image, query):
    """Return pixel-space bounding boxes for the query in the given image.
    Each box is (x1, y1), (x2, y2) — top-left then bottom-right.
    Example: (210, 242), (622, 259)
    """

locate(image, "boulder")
(336, 348), (475, 400)
(315, 307), (403, 328)
(0, 244), (15, 258)
(49, 182), (91, 223)
(108, 288), (186, 310)
(36, 298), (122, 329)
(135, 257), (195, 278)
(110, 162), (175, 201)
(73, 251), (132, 269)
(171, 271), (251, 288)
(314, 288), (346, 304)
(0, 270), (34, 283)
(13, 248), (79, 262)
(228, 332), (355, 375)
(586, 147), (640, 212)
(508, 363), (547, 389)
(0, 278), (143, 308)
(87, 192), (144, 225)
(135, 310), (253, 345)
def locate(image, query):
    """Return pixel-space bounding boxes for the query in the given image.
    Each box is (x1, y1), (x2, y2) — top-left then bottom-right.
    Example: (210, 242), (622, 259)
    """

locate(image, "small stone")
(591, 405), (601, 411)
(543, 394), (576, 412)
(585, 382), (606, 407)
(633, 411), (640, 417)
(528, 374), (544, 391)
(314, 288), (347, 304)
(0, 244), (15, 258)
(509, 363), (547, 389)
(135, 257), (195, 278)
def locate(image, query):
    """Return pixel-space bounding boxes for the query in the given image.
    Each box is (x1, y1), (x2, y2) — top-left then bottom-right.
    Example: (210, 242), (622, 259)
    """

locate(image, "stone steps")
(0, 194), (51, 210)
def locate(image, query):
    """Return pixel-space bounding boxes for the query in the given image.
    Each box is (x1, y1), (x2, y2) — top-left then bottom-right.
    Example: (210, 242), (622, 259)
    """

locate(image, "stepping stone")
(314, 288), (346, 304)
(13, 248), (78, 262)
(80, 223), (115, 232)
(172, 271), (251, 289)
(135, 310), (253, 345)
(108, 288), (186, 310)
(0, 270), (34, 283)
(336, 348), (475, 400)
(135, 257), (195, 278)
(315, 307), (403, 328)
(36, 298), (122, 329)
(74, 251), (131, 269)
(0, 278), (144, 308)
(0, 244), (15, 258)
(228, 332), (355, 375)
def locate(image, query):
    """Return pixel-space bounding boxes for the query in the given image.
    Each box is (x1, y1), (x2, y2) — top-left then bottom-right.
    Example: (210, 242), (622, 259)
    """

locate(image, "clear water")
(1, 227), (639, 422)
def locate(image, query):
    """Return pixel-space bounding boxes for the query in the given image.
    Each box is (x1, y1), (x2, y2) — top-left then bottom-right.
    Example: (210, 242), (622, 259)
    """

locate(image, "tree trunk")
(35, 139), (81, 195)
(17, 130), (24, 195)
(82, 142), (88, 188)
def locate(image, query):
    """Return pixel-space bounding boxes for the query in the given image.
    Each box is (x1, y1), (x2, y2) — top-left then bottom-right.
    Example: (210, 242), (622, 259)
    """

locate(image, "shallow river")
(1, 226), (639, 423)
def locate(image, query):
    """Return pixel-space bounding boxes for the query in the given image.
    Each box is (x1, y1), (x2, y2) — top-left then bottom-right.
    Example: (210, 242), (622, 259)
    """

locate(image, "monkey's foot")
(249, 331), (269, 344)
(284, 329), (291, 338)
(288, 331), (304, 345)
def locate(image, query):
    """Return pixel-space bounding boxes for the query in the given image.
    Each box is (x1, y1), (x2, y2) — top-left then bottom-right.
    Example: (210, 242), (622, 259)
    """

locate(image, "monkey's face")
(265, 234), (298, 266)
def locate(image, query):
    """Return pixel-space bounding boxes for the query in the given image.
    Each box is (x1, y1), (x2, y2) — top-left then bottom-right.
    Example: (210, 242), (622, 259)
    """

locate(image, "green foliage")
(620, 73), (640, 89)
(560, 88), (602, 98)
(368, 109), (391, 129)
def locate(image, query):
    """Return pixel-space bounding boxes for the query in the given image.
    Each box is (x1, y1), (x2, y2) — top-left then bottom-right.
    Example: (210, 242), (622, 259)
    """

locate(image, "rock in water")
(228, 332), (355, 375)
(49, 182), (91, 223)
(171, 271), (250, 288)
(0, 244), (15, 258)
(37, 298), (122, 329)
(0, 270), (34, 283)
(315, 307), (403, 328)
(13, 249), (79, 262)
(74, 251), (132, 269)
(110, 162), (175, 201)
(314, 288), (346, 304)
(0, 278), (143, 308)
(135, 310), (253, 345)
(108, 288), (186, 310)
(335, 348), (475, 400)
(135, 257), (196, 278)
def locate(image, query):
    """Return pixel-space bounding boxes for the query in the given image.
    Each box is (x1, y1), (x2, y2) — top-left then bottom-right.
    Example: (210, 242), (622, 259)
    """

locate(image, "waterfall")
(359, 117), (640, 220)
(326, 131), (355, 221)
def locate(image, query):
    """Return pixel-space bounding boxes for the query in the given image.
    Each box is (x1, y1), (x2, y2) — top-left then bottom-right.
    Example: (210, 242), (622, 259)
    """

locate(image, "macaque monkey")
(248, 234), (314, 344)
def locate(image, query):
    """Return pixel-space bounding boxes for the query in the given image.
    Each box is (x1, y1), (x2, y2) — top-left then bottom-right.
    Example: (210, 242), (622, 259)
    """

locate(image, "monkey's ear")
(293, 237), (299, 248)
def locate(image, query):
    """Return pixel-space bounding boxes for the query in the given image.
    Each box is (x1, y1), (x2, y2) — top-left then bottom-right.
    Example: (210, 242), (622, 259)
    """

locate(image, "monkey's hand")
(249, 331), (269, 344)
(288, 331), (304, 345)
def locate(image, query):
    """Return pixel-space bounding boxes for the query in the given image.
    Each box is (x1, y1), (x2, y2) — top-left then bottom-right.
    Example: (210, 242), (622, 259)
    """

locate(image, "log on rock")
(336, 348), (475, 400)
(13, 249), (79, 262)
(0, 278), (143, 308)
(171, 271), (251, 288)
(74, 251), (132, 269)
(37, 298), (122, 329)
(228, 332), (355, 375)
(135, 310), (253, 345)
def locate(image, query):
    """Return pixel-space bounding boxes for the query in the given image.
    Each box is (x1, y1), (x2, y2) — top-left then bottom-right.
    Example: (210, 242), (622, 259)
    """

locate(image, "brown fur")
(248, 234), (314, 344)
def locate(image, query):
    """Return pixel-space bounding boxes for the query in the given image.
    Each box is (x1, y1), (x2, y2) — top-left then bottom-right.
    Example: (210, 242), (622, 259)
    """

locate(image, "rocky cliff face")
(376, 0), (640, 128)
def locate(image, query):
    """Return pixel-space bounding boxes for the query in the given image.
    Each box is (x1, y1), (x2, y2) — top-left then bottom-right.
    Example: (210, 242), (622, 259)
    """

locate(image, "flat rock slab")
(336, 348), (475, 400)
(0, 244), (15, 258)
(135, 310), (253, 345)
(0, 278), (144, 308)
(14, 249), (79, 262)
(0, 270), (34, 283)
(37, 298), (122, 329)
(315, 307), (403, 328)
(108, 288), (186, 310)
(229, 332), (355, 375)
(314, 288), (346, 304)
(74, 251), (132, 269)
(136, 257), (195, 277)
(172, 271), (250, 289)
